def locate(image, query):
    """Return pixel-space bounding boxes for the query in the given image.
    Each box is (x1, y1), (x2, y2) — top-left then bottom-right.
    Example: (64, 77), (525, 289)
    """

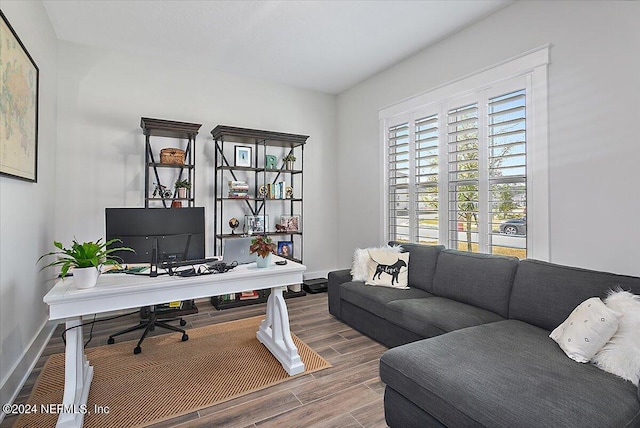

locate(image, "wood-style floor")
(1, 292), (390, 428)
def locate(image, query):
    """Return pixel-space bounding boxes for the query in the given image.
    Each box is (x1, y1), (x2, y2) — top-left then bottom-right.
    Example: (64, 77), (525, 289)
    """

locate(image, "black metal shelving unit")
(211, 125), (308, 310)
(140, 117), (201, 208)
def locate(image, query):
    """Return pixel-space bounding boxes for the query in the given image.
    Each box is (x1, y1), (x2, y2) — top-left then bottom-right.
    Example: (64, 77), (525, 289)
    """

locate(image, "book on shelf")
(216, 293), (236, 302)
(228, 180), (249, 198)
(239, 290), (260, 300)
(264, 181), (287, 200)
(228, 181), (249, 190)
(228, 192), (249, 198)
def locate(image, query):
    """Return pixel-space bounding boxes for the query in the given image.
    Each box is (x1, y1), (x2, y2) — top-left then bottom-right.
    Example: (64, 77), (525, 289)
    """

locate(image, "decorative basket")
(160, 148), (185, 165)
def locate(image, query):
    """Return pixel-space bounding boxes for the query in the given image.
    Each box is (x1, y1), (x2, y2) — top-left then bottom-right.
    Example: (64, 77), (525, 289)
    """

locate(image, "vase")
(73, 266), (100, 289)
(256, 253), (272, 268)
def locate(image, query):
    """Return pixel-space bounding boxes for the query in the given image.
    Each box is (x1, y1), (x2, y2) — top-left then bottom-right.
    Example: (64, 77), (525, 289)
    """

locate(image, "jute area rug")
(16, 316), (331, 428)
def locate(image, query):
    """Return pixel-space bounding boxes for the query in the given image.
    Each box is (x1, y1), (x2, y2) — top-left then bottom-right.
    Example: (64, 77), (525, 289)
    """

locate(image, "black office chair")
(108, 303), (190, 354)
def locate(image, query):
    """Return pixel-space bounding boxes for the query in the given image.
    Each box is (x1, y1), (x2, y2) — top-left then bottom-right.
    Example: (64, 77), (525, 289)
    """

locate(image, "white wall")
(0, 1), (58, 410)
(54, 41), (339, 279)
(336, 0), (640, 277)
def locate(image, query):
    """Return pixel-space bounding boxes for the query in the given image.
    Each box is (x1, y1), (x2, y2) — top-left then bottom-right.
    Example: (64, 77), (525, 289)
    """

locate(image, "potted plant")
(283, 154), (296, 170)
(249, 235), (276, 268)
(38, 238), (134, 289)
(175, 179), (191, 199)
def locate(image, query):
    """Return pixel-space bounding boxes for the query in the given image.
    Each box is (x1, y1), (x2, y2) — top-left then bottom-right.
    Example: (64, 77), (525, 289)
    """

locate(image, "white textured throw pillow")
(592, 289), (640, 386)
(365, 249), (410, 289)
(549, 297), (621, 363)
(351, 244), (402, 282)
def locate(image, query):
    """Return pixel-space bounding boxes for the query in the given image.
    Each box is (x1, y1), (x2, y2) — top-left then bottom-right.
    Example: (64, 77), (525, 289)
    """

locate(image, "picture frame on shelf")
(280, 215), (300, 232)
(0, 11), (39, 182)
(234, 145), (252, 167)
(244, 214), (268, 234)
(277, 241), (293, 258)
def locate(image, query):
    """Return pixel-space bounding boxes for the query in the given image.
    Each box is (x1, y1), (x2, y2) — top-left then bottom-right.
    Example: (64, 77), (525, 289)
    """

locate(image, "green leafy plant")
(38, 238), (135, 278)
(283, 154), (296, 162)
(174, 179), (191, 190)
(249, 235), (276, 258)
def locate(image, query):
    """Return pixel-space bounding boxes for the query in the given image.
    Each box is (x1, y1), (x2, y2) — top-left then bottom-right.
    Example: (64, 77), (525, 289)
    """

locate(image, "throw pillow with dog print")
(365, 249), (410, 289)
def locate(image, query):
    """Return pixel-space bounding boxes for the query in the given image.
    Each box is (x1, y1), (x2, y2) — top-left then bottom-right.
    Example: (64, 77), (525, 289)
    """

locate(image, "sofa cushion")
(389, 242), (444, 293)
(549, 297), (621, 364)
(339, 281), (432, 318)
(432, 250), (518, 318)
(366, 249), (410, 289)
(380, 320), (640, 428)
(385, 297), (504, 338)
(509, 259), (640, 331)
(351, 244), (402, 281)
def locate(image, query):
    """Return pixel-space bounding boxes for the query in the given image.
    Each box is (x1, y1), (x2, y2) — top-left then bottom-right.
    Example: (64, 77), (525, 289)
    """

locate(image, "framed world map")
(0, 11), (39, 182)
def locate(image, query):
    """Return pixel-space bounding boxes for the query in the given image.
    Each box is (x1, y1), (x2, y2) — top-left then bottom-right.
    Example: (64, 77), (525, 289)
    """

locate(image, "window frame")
(379, 45), (549, 260)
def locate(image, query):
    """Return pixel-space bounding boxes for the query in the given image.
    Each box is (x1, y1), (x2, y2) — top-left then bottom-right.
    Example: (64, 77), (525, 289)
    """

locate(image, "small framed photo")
(244, 214), (268, 233)
(277, 241), (293, 258)
(234, 145), (252, 167)
(280, 215), (300, 232)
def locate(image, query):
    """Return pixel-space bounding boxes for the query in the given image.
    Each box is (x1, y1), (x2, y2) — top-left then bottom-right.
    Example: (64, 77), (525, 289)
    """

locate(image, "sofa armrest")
(327, 269), (352, 319)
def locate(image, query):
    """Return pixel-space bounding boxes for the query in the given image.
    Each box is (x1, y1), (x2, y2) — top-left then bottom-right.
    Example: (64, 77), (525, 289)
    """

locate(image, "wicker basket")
(160, 148), (185, 165)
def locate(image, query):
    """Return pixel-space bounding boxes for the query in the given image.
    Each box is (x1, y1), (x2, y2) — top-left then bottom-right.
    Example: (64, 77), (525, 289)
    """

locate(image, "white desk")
(43, 257), (306, 428)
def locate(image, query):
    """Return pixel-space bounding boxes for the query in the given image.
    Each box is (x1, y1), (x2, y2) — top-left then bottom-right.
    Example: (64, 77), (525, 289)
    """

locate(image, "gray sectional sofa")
(327, 243), (640, 427)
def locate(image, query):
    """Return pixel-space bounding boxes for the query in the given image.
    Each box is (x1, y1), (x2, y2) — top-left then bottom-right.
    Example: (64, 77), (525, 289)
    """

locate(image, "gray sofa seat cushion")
(432, 250), (519, 318)
(339, 281), (433, 318)
(385, 297), (504, 338)
(380, 320), (640, 428)
(509, 259), (640, 331)
(389, 242), (444, 293)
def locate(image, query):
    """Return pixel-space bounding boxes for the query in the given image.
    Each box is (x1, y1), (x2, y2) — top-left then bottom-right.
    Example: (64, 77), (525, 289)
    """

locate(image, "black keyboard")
(160, 257), (220, 269)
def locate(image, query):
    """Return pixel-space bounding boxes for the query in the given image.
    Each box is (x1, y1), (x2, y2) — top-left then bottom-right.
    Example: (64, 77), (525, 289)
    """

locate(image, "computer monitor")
(105, 207), (205, 274)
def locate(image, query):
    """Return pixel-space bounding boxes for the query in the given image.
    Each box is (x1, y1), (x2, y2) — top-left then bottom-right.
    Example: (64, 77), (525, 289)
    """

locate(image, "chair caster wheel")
(108, 337), (115, 345)
(180, 319), (186, 326)
(182, 333), (189, 341)
(134, 346), (142, 354)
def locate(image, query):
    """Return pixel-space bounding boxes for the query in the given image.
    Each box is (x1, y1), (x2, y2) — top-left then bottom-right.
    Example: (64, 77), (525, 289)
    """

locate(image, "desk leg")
(256, 286), (305, 375)
(56, 317), (93, 428)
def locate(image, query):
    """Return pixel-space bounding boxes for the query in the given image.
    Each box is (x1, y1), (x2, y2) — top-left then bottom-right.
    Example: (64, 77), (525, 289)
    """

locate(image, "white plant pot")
(256, 253), (272, 268)
(178, 188), (187, 199)
(73, 266), (100, 289)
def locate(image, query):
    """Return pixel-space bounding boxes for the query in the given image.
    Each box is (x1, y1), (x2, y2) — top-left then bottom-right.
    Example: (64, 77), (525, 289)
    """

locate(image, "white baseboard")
(0, 320), (58, 423)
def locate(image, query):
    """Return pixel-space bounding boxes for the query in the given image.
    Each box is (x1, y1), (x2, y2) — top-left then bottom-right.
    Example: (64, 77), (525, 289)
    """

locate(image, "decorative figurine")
(265, 155), (278, 170)
(229, 217), (240, 234)
(153, 183), (172, 199)
(285, 186), (294, 199)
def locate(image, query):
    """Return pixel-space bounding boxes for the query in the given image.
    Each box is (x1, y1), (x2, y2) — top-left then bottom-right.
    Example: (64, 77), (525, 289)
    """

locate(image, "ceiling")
(42, 0), (512, 94)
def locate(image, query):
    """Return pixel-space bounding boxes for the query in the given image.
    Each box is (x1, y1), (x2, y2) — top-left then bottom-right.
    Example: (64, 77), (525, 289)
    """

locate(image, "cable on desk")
(170, 261), (238, 277)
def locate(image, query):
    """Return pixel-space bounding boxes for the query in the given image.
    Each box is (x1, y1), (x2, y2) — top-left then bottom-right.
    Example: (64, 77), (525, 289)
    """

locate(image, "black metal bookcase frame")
(211, 125), (308, 309)
(141, 117), (201, 209)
